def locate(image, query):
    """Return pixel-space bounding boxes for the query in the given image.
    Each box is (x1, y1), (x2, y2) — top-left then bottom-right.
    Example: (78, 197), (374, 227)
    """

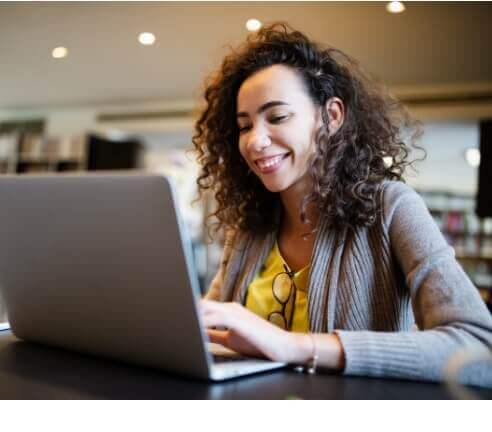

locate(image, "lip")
(254, 153), (290, 174)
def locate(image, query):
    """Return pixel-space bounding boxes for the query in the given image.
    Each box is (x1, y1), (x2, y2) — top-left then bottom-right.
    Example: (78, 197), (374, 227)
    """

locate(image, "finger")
(200, 298), (221, 308)
(206, 329), (229, 346)
(199, 299), (221, 316)
(202, 312), (228, 329)
(200, 302), (233, 328)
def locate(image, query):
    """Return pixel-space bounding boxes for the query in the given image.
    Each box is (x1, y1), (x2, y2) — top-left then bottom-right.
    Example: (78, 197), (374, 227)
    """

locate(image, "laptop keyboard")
(213, 354), (249, 363)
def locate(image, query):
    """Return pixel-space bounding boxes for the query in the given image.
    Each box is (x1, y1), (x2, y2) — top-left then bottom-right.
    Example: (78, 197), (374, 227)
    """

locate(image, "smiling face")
(236, 64), (321, 195)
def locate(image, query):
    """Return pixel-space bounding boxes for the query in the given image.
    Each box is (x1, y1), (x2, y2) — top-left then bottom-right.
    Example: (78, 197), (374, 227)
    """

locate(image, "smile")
(254, 153), (290, 173)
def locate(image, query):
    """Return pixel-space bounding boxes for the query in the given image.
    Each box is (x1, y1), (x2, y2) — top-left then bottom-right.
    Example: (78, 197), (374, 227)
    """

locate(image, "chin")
(261, 179), (290, 193)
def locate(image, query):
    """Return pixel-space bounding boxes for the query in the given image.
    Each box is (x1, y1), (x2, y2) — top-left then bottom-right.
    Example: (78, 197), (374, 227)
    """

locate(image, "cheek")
(303, 124), (319, 157)
(238, 141), (253, 170)
(290, 130), (316, 161)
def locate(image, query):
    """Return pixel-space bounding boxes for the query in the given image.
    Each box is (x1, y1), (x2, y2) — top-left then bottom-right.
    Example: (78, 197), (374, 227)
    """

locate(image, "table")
(1, 331), (491, 399)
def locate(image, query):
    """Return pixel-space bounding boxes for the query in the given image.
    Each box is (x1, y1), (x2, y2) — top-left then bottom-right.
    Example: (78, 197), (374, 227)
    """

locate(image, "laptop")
(0, 172), (286, 380)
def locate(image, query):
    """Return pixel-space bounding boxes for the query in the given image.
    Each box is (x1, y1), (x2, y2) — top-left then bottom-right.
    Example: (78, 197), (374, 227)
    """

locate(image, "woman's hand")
(199, 299), (297, 362)
(199, 299), (346, 370)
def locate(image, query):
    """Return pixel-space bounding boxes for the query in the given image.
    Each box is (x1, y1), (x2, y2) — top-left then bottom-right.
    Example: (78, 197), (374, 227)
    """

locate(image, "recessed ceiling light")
(386, 1), (406, 14)
(107, 130), (128, 141)
(138, 32), (156, 46)
(52, 46), (68, 59)
(383, 156), (394, 168)
(246, 19), (262, 32)
(465, 148), (480, 167)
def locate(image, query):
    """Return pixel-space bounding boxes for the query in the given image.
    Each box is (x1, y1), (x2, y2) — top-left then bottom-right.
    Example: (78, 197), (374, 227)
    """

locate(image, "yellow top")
(245, 241), (310, 333)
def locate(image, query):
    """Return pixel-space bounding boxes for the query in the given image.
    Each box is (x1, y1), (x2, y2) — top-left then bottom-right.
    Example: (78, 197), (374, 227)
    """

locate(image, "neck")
(279, 178), (319, 238)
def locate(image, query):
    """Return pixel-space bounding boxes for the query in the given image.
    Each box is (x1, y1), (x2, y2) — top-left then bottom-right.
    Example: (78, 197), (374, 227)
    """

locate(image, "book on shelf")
(70, 134), (87, 160)
(19, 133), (43, 158)
(43, 136), (60, 159)
(57, 136), (72, 159)
(0, 133), (18, 160)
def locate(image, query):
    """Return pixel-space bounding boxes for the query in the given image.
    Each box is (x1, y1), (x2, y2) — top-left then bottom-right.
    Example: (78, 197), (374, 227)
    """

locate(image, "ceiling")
(1, 1), (492, 110)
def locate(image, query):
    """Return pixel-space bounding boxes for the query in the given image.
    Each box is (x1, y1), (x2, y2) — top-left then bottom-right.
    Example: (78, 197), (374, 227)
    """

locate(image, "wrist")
(330, 332), (345, 371)
(285, 332), (315, 364)
(287, 332), (345, 371)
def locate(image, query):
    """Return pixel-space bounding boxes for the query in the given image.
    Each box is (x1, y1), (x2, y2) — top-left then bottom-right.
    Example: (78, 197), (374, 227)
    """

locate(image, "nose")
(246, 125), (271, 153)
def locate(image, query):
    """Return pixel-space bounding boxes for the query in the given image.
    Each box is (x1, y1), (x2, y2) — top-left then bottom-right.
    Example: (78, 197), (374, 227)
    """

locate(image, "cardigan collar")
(222, 211), (347, 332)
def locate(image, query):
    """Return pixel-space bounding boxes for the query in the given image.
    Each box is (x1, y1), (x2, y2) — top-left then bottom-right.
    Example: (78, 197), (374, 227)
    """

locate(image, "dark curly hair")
(192, 22), (423, 236)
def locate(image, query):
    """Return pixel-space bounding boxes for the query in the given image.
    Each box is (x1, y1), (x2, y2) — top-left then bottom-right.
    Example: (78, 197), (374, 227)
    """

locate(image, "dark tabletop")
(1, 331), (491, 400)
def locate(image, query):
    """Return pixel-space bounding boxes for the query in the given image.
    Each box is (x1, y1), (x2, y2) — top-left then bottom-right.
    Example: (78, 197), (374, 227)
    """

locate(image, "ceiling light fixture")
(383, 156), (394, 168)
(138, 32), (156, 46)
(246, 19), (262, 32)
(464, 148), (480, 168)
(52, 46), (68, 59)
(386, 1), (406, 14)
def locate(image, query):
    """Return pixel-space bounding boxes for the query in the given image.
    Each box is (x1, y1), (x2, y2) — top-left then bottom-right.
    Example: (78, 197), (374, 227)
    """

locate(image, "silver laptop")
(0, 172), (286, 380)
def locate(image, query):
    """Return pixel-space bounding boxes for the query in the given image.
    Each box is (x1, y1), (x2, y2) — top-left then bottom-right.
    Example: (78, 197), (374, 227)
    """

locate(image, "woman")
(192, 23), (492, 385)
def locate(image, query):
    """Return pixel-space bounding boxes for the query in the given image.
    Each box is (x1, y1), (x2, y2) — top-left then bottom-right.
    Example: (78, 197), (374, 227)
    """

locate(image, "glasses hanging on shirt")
(268, 264), (297, 330)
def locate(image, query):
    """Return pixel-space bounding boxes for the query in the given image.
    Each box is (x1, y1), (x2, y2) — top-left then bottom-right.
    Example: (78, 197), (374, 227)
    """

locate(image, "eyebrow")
(236, 100), (289, 118)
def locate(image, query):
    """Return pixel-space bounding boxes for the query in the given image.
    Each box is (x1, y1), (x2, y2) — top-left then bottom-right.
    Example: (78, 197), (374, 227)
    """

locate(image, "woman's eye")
(269, 115), (288, 124)
(237, 115), (288, 133)
(238, 125), (251, 133)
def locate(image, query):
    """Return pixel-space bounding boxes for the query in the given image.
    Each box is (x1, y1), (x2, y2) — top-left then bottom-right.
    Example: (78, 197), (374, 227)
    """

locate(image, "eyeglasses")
(268, 264), (297, 331)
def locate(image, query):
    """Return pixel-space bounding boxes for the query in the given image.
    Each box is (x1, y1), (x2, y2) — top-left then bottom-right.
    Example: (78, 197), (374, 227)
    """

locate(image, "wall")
(405, 121), (479, 195)
(0, 98), (195, 136)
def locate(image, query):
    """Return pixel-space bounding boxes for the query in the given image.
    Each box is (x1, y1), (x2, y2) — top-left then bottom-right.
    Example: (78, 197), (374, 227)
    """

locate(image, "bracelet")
(306, 333), (319, 374)
(294, 333), (318, 374)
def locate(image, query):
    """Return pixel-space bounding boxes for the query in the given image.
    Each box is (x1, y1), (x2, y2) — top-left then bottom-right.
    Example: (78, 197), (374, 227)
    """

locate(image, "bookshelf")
(0, 132), (87, 175)
(419, 190), (492, 310)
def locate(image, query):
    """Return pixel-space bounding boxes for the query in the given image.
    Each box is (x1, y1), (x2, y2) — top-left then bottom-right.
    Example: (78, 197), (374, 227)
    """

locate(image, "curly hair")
(192, 22), (423, 236)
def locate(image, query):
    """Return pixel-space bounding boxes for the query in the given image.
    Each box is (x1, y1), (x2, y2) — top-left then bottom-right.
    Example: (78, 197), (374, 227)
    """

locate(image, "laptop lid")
(0, 173), (212, 379)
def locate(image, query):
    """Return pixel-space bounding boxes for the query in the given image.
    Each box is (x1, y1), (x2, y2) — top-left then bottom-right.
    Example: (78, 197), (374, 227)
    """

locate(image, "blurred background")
(1, 1), (492, 321)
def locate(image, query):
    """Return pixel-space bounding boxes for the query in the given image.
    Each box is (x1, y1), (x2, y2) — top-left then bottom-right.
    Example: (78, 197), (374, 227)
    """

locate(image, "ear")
(324, 97), (345, 135)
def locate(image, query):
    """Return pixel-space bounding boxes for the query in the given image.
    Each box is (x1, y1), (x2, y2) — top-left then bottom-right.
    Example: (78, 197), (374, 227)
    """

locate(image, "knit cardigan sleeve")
(335, 182), (492, 387)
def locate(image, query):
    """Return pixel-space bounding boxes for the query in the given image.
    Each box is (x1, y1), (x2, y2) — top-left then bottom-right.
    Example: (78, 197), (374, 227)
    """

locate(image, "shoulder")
(220, 228), (252, 265)
(379, 180), (419, 203)
(378, 180), (427, 226)
(220, 229), (239, 264)
(204, 228), (241, 300)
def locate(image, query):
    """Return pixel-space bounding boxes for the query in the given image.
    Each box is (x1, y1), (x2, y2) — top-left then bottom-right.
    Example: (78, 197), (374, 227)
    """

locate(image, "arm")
(334, 182), (492, 386)
(201, 298), (345, 369)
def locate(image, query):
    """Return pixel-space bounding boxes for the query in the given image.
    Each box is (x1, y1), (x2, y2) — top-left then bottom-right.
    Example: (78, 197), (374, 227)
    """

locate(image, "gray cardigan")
(205, 181), (492, 387)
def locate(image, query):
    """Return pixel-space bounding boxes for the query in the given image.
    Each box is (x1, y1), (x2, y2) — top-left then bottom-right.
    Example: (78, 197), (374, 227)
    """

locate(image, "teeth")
(256, 154), (286, 169)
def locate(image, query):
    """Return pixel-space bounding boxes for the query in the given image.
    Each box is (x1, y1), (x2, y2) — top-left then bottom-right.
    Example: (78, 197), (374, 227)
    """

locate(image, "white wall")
(405, 121), (479, 195)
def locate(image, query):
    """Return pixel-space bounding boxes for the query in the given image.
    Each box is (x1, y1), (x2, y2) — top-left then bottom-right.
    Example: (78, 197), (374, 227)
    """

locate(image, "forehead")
(237, 64), (309, 110)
